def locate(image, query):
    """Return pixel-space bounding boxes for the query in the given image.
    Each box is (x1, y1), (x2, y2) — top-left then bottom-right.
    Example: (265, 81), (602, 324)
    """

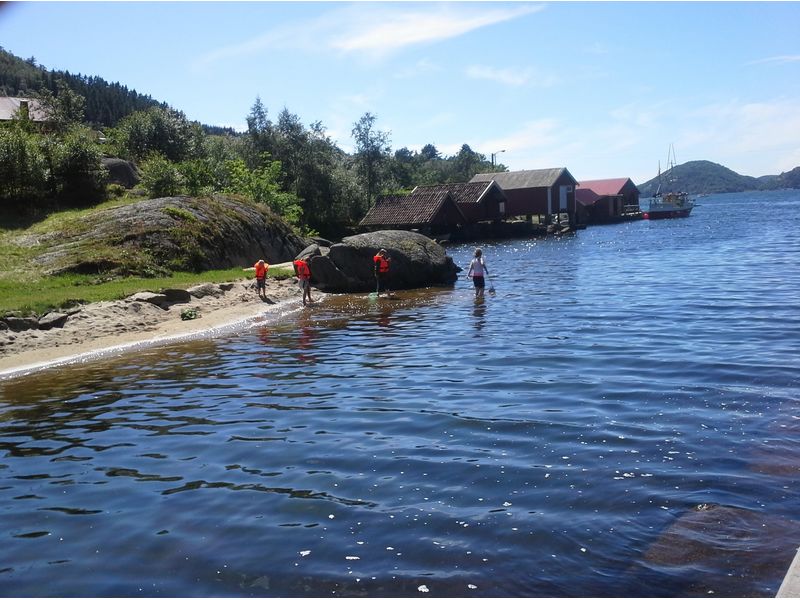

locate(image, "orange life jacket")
(294, 259), (311, 279)
(254, 262), (268, 278)
(374, 254), (390, 273)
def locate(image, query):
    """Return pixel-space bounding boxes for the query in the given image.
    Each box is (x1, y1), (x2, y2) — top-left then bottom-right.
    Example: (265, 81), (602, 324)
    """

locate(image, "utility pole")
(491, 149), (506, 168)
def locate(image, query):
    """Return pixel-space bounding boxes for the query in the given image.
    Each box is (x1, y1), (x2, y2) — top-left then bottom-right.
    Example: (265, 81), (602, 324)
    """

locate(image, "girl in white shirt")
(467, 248), (489, 298)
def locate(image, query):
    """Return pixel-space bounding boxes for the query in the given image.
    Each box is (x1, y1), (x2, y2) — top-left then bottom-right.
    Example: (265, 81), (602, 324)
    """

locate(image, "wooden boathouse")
(470, 168), (578, 225)
(359, 187), (467, 235)
(409, 181), (508, 224)
(576, 178), (641, 224)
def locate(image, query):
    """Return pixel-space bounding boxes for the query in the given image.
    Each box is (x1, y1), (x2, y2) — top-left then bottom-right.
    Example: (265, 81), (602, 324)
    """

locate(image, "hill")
(1, 47), (184, 129)
(637, 160), (756, 196)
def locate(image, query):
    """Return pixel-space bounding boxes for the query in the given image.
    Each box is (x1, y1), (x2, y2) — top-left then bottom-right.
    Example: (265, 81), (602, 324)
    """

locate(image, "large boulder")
(101, 158), (140, 188)
(36, 195), (307, 277)
(307, 230), (460, 293)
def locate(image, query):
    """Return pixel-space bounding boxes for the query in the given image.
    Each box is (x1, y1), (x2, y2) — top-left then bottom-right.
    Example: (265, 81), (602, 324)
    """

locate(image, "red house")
(576, 178), (640, 224)
(470, 168), (578, 224)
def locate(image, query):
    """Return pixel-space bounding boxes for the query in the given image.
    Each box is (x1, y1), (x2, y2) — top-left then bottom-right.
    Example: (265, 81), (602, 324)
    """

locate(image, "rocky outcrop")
(36, 195), (307, 277)
(306, 230), (460, 293)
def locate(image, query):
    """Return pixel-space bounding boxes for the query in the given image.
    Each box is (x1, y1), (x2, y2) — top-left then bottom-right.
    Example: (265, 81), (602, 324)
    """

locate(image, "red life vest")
(294, 259), (311, 279)
(254, 262), (268, 278)
(374, 254), (390, 273)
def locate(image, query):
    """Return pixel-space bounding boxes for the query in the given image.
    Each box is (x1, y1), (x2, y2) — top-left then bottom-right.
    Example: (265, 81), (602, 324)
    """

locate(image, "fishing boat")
(642, 145), (695, 220)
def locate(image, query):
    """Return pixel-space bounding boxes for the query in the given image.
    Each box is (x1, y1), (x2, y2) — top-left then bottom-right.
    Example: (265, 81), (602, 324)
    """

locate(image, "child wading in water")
(293, 258), (313, 305)
(467, 248), (489, 298)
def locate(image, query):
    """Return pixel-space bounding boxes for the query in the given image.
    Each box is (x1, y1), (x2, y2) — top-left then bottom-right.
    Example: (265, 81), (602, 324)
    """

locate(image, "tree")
(0, 126), (48, 209)
(47, 126), (107, 206)
(33, 80), (86, 133)
(351, 112), (391, 211)
(111, 107), (196, 162)
(452, 143), (486, 182)
(244, 96), (274, 168)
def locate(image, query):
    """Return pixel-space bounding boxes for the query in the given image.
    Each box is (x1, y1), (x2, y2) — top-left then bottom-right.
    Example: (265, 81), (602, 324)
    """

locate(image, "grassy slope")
(0, 196), (293, 315)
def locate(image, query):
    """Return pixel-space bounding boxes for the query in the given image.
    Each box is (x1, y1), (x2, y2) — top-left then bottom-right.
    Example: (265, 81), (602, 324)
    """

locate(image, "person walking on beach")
(467, 248), (489, 298)
(293, 258), (313, 305)
(244, 259), (269, 300)
(373, 249), (391, 297)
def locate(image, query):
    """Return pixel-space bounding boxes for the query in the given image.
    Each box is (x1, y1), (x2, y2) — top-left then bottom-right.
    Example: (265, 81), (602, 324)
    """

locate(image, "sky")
(1, 1), (799, 184)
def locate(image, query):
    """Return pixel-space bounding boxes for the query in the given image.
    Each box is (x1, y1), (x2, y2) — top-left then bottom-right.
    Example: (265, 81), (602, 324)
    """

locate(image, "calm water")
(1, 190), (799, 597)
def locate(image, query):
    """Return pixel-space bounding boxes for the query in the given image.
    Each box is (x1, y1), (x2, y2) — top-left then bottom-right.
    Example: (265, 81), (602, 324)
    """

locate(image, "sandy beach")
(0, 276), (318, 379)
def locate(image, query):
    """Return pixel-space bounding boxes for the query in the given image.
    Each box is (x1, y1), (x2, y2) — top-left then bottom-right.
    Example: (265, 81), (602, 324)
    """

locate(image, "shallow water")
(1, 190), (799, 597)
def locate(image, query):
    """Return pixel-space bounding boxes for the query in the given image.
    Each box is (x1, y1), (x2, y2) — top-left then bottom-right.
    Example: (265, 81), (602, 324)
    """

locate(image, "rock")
(187, 283), (221, 298)
(101, 158), (140, 189)
(161, 288), (192, 304)
(309, 236), (333, 247)
(2, 316), (39, 332)
(128, 292), (170, 309)
(37, 312), (69, 330)
(218, 283), (235, 292)
(307, 230), (460, 293)
(296, 243), (323, 262)
(38, 195), (308, 277)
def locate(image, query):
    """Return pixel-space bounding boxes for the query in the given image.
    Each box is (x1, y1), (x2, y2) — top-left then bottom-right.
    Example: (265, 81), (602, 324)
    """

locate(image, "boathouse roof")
(578, 178), (634, 197)
(575, 188), (603, 206)
(470, 168), (577, 190)
(410, 181), (507, 205)
(359, 188), (467, 228)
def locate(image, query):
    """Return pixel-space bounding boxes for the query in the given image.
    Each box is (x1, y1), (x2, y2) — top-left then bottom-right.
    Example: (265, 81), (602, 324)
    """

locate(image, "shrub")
(140, 154), (185, 198)
(48, 127), (107, 207)
(0, 126), (49, 211)
(224, 156), (302, 225)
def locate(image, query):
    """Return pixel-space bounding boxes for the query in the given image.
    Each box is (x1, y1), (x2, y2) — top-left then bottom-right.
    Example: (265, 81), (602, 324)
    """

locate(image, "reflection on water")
(1, 191), (799, 596)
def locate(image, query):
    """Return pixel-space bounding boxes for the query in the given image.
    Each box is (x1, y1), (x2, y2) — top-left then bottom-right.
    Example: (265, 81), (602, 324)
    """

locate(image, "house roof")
(0, 97), (47, 121)
(411, 181), (507, 204)
(359, 188), (466, 227)
(575, 188), (602, 206)
(470, 168), (576, 189)
(578, 178), (633, 196)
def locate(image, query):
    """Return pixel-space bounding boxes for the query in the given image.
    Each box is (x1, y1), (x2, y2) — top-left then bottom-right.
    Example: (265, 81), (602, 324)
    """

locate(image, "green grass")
(0, 266), (295, 315)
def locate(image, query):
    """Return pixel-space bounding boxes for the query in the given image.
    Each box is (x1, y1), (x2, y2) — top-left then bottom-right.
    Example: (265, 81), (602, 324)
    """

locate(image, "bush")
(48, 127), (107, 207)
(224, 156), (302, 224)
(0, 126), (49, 210)
(110, 107), (198, 163)
(177, 159), (216, 197)
(140, 154), (185, 198)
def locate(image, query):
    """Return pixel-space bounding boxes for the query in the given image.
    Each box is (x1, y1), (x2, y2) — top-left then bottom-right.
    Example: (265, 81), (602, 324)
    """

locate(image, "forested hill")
(637, 160), (800, 196)
(1, 47), (174, 129)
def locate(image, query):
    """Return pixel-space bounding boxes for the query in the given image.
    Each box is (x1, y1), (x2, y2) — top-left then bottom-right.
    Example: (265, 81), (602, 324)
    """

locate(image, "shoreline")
(0, 277), (317, 379)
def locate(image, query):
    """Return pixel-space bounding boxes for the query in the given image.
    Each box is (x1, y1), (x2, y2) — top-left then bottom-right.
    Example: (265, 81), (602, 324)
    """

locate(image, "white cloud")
(194, 3), (544, 69)
(745, 55), (800, 66)
(330, 4), (543, 57)
(466, 64), (559, 87)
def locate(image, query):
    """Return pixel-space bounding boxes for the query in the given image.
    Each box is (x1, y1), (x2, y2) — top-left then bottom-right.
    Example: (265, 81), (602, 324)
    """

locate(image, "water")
(1, 190), (799, 597)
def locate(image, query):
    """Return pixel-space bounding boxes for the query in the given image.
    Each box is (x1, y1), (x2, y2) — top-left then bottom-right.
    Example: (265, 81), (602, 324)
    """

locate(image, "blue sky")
(1, 1), (799, 183)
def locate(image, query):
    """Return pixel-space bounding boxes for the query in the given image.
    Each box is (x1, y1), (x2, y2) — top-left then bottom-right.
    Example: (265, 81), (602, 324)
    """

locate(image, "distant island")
(636, 160), (800, 197)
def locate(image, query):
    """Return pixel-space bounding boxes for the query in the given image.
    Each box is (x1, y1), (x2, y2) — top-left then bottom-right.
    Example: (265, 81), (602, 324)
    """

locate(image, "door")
(559, 185), (569, 210)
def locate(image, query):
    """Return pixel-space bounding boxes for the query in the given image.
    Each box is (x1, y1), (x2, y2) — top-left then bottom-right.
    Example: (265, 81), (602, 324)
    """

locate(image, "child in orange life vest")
(293, 258), (313, 305)
(243, 259), (269, 300)
(373, 249), (391, 296)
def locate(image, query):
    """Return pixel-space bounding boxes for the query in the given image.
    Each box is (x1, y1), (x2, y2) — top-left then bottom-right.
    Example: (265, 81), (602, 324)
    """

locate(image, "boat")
(642, 145), (695, 220)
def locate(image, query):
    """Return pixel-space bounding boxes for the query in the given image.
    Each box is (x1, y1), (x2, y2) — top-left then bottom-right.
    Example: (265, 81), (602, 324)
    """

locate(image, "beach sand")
(0, 277), (319, 378)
